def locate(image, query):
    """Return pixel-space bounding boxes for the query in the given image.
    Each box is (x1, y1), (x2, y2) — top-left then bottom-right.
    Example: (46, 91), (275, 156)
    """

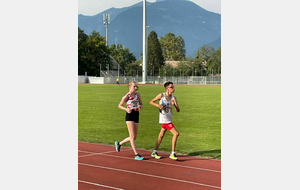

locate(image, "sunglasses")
(168, 86), (174, 89)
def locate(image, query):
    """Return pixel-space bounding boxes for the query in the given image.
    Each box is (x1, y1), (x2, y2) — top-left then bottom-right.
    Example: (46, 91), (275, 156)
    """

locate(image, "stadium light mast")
(146, 25), (152, 81)
(146, 24), (151, 66)
(142, 0), (147, 84)
(103, 14), (110, 46)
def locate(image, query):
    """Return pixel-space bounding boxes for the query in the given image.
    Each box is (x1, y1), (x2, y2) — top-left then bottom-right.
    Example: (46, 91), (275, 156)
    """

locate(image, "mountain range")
(78, 0), (221, 59)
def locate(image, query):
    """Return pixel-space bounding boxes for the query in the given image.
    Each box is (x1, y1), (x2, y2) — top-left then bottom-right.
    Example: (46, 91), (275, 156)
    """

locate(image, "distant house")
(165, 61), (179, 67)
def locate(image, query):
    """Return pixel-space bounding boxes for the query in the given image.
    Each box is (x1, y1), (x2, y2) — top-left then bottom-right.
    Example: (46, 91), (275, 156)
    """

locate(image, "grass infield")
(78, 84), (221, 159)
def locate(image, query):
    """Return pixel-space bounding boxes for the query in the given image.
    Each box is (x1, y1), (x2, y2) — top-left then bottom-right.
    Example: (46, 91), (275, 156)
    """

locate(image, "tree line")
(78, 27), (221, 77)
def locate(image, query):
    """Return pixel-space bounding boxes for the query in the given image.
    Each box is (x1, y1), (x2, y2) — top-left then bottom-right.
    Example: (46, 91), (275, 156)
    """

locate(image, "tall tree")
(78, 29), (110, 76)
(78, 27), (88, 75)
(159, 33), (186, 61)
(126, 60), (141, 76)
(147, 31), (164, 76)
(209, 47), (221, 74)
(176, 61), (190, 77)
(195, 45), (216, 76)
(109, 44), (136, 75)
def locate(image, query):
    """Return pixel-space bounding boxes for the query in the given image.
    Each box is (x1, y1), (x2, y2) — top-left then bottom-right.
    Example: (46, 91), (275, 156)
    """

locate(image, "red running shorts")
(161, 123), (175, 130)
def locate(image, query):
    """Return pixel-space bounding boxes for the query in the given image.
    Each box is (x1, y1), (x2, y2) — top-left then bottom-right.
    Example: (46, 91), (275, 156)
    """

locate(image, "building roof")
(165, 61), (179, 67)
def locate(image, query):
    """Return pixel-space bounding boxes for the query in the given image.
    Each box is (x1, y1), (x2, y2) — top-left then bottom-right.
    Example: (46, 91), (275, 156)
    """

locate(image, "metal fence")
(79, 75), (221, 85)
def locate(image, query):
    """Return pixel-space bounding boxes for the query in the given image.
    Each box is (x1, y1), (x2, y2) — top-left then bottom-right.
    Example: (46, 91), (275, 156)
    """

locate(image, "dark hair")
(164, 81), (173, 88)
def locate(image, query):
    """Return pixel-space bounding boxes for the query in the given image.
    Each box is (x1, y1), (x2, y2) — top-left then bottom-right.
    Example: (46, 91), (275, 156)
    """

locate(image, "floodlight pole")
(142, 0), (147, 84)
(103, 14), (110, 47)
(146, 24), (152, 82)
(146, 24), (151, 58)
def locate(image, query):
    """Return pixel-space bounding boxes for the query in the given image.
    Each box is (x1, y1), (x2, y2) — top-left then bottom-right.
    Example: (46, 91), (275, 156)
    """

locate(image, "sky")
(78, 0), (221, 16)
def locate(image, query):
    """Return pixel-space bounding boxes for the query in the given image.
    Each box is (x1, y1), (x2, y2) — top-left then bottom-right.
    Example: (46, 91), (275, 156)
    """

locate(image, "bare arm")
(172, 96), (180, 112)
(118, 95), (131, 113)
(137, 92), (143, 110)
(149, 93), (165, 110)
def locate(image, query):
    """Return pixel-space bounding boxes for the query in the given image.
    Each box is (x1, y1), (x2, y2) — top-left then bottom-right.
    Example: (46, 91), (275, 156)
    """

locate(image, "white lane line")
(78, 141), (221, 162)
(78, 150), (130, 154)
(79, 163), (221, 189)
(78, 150), (131, 158)
(78, 180), (125, 190)
(78, 153), (99, 158)
(78, 149), (220, 173)
(100, 150), (129, 154)
(102, 154), (221, 173)
(78, 150), (93, 153)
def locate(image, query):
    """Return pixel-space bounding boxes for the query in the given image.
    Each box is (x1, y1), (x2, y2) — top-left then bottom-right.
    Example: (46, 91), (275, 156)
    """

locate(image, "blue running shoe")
(135, 154), (144, 160)
(115, 141), (120, 152)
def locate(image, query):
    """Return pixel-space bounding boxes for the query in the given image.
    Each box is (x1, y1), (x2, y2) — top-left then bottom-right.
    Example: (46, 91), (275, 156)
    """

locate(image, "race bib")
(131, 100), (139, 108)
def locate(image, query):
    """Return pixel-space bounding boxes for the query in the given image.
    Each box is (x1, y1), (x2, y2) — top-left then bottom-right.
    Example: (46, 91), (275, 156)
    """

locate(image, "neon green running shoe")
(151, 152), (161, 159)
(169, 153), (178, 160)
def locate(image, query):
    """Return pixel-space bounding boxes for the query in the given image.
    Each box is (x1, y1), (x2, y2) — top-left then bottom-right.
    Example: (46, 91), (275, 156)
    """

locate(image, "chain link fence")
(79, 75), (221, 85)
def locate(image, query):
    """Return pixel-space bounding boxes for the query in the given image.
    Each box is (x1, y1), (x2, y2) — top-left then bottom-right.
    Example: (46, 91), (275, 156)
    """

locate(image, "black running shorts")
(125, 110), (139, 123)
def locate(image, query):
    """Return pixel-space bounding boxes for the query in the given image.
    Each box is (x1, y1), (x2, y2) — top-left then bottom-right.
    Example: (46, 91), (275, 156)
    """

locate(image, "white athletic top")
(159, 93), (174, 124)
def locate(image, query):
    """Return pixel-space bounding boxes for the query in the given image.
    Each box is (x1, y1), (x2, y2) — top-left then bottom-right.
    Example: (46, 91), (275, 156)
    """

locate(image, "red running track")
(78, 141), (221, 190)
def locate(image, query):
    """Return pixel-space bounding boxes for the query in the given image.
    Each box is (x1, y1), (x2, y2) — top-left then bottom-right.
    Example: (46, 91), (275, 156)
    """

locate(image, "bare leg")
(120, 122), (136, 145)
(169, 127), (179, 152)
(120, 137), (130, 145)
(120, 121), (139, 155)
(154, 128), (167, 150)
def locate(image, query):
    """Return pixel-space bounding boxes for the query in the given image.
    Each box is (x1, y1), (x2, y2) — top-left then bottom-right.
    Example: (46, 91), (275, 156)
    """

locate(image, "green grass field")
(78, 84), (221, 159)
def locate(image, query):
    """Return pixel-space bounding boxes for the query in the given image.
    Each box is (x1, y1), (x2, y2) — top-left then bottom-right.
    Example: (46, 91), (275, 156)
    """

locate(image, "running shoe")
(169, 153), (178, 160)
(115, 141), (120, 152)
(151, 152), (161, 159)
(135, 154), (144, 160)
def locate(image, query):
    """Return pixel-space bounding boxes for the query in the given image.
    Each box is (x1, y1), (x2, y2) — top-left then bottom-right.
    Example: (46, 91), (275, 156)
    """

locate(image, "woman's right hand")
(126, 107), (132, 113)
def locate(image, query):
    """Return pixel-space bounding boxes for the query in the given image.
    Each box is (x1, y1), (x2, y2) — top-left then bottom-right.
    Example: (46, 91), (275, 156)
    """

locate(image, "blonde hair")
(128, 81), (136, 88)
